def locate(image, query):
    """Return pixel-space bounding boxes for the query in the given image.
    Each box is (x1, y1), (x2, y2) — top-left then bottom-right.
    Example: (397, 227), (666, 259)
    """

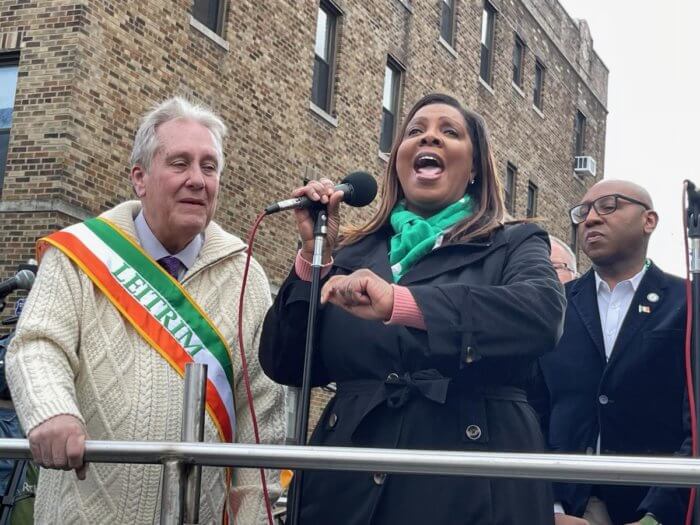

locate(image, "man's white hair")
(130, 97), (227, 175)
(549, 235), (578, 273)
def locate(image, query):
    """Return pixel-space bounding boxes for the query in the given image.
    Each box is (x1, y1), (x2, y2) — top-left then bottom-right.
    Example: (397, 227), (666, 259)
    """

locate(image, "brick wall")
(0, 0), (607, 421)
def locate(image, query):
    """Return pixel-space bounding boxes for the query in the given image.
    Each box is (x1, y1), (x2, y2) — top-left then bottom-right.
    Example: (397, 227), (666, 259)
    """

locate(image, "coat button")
(598, 394), (609, 405)
(328, 413), (338, 429)
(386, 372), (399, 383)
(372, 472), (386, 485)
(464, 346), (480, 364)
(465, 425), (482, 440)
(585, 447), (594, 455)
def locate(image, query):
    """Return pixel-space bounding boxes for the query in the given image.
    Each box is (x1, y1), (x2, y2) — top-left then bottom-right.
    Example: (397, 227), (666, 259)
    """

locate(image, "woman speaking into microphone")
(260, 93), (565, 524)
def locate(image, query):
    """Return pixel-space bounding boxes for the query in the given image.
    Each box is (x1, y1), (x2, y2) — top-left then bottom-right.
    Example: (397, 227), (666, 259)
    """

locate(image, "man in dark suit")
(538, 179), (690, 525)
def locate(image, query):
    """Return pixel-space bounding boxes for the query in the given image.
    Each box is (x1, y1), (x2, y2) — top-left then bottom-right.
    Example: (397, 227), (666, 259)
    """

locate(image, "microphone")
(0, 269), (36, 299)
(265, 171), (377, 215)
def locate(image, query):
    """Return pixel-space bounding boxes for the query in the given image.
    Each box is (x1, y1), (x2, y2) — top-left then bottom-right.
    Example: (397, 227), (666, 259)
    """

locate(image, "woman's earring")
(470, 178), (476, 185)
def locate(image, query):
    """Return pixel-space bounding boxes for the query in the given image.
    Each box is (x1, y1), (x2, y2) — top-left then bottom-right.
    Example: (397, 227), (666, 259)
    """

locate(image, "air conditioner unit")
(574, 156), (597, 177)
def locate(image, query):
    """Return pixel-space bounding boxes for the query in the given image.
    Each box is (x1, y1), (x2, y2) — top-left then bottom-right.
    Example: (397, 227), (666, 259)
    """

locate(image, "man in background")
(550, 235), (579, 284)
(538, 180), (690, 525)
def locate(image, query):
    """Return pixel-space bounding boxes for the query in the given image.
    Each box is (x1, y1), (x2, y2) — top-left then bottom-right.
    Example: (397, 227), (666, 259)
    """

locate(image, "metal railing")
(0, 439), (699, 487)
(1, 364), (698, 522)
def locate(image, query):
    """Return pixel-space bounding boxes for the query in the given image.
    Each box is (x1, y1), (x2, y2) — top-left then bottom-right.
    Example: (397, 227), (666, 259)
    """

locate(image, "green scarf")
(389, 196), (473, 282)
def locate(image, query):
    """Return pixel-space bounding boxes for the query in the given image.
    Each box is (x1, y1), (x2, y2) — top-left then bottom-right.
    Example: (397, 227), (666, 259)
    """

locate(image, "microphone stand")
(687, 181), (700, 525)
(287, 205), (327, 525)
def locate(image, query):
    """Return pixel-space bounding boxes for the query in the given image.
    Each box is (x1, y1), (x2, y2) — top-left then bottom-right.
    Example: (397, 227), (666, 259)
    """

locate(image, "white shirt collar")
(133, 211), (203, 271)
(594, 263), (647, 295)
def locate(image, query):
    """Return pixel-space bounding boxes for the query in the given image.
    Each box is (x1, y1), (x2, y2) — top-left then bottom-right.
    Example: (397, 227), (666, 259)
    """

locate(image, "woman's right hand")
(292, 178), (344, 264)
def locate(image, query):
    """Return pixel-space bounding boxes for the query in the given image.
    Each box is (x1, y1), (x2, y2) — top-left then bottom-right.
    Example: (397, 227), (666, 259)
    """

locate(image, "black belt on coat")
(337, 369), (450, 410)
(336, 370), (528, 436)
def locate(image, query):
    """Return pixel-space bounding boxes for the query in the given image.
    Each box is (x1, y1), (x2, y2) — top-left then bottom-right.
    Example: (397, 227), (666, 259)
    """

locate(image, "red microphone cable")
(235, 174), (375, 523)
(235, 209), (274, 525)
(683, 180), (696, 525)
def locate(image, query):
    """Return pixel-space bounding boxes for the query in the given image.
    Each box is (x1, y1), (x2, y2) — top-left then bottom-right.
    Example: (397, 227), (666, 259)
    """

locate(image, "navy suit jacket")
(536, 263), (690, 525)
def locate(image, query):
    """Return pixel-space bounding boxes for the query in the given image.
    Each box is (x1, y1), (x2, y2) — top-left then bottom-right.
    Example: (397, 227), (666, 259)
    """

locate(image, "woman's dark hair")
(342, 93), (505, 245)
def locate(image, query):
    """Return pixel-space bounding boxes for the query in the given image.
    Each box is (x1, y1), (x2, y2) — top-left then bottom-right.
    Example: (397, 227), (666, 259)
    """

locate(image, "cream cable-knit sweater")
(7, 201), (286, 524)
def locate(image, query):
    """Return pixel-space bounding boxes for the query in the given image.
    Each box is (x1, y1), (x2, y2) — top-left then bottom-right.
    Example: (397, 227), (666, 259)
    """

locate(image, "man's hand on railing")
(554, 513), (590, 525)
(28, 414), (88, 480)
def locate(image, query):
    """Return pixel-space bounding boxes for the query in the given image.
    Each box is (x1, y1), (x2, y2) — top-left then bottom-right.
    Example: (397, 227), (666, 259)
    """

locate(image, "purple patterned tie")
(158, 256), (183, 280)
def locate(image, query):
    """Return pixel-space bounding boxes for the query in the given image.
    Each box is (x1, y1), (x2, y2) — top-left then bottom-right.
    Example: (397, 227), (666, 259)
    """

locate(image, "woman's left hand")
(321, 269), (394, 321)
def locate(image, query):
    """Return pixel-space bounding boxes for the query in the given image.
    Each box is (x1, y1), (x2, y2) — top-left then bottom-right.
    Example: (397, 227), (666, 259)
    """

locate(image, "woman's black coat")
(260, 222), (566, 525)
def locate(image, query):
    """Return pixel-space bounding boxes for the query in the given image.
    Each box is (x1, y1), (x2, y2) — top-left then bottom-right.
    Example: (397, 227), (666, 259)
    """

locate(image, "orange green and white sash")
(37, 217), (236, 443)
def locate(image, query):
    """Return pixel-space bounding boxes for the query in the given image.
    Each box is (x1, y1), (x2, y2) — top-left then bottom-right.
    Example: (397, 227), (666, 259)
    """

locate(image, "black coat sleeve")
(526, 359), (552, 438)
(408, 224), (566, 367)
(259, 269), (332, 387)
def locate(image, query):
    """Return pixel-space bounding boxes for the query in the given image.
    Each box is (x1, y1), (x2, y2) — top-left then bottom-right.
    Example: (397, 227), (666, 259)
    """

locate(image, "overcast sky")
(559, 0), (700, 277)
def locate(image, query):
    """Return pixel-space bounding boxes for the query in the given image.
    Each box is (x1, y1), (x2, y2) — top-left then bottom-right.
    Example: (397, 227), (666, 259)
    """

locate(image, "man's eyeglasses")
(569, 193), (650, 225)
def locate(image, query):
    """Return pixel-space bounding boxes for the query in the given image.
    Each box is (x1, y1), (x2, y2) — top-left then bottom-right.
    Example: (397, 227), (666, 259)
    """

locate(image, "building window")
(379, 58), (403, 153)
(505, 163), (517, 214)
(512, 34), (525, 88)
(440, 0), (456, 47)
(311, 1), (340, 113)
(0, 52), (19, 193)
(480, 2), (496, 84)
(192, 0), (227, 35)
(533, 60), (545, 109)
(574, 110), (586, 156)
(526, 181), (538, 218)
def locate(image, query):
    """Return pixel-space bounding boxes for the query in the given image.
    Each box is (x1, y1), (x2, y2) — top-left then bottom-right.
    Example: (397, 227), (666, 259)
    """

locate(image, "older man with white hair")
(549, 235), (579, 284)
(7, 97), (285, 524)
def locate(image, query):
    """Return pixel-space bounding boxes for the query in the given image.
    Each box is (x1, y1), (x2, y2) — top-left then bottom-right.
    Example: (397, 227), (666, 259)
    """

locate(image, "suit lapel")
(607, 263), (668, 366)
(570, 271), (606, 359)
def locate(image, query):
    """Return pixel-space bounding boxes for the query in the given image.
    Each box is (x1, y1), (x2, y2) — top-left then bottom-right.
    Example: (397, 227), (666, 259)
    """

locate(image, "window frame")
(512, 34), (525, 88)
(574, 110), (587, 157)
(311, 0), (342, 114)
(191, 0), (227, 36)
(533, 59), (545, 109)
(480, 2), (497, 85)
(526, 181), (538, 218)
(379, 56), (404, 154)
(440, 0), (457, 47)
(505, 163), (517, 214)
(0, 51), (20, 194)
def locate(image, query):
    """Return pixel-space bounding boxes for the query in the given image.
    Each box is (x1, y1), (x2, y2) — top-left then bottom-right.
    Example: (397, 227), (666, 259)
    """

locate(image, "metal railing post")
(159, 363), (207, 525)
(160, 459), (185, 524)
(182, 363), (207, 525)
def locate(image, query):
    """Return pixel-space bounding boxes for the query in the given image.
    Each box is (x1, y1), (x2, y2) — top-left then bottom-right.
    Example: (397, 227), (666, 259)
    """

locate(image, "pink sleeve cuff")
(294, 250), (333, 282)
(386, 285), (426, 330)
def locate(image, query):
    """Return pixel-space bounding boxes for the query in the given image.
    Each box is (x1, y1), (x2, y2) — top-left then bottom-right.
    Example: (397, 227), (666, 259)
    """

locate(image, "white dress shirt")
(594, 266), (647, 360)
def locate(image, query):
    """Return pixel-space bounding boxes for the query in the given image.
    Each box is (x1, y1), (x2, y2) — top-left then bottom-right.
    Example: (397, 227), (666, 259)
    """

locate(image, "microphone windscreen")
(16, 269), (35, 290)
(342, 171), (377, 208)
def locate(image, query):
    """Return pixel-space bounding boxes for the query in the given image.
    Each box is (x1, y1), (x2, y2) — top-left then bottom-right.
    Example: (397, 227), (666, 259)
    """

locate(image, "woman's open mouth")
(413, 152), (445, 181)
